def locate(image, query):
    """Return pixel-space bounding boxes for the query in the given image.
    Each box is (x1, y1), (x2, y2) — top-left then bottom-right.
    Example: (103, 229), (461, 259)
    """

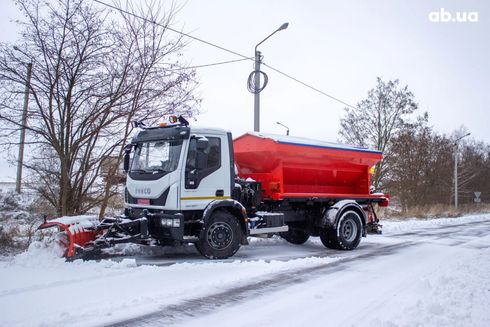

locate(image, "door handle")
(215, 189), (224, 197)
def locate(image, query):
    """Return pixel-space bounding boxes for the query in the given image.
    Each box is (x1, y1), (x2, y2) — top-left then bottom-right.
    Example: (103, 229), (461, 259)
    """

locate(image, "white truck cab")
(123, 120), (248, 258)
(126, 126), (234, 212)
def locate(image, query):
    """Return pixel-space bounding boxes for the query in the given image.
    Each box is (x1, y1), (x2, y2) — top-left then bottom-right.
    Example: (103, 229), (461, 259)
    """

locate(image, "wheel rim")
(341, 218), (357, 242)
(207, 222), (233, 250)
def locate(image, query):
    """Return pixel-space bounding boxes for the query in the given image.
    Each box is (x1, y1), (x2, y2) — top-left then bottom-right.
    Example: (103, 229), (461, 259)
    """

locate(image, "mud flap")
(366, 223), (383, 234)
(366, 203), (382, 234)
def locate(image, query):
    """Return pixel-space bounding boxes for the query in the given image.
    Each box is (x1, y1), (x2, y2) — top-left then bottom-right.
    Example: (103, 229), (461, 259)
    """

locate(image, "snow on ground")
(380, 213), (490, 233)
(178, 233), (490, 327)
(0, 214), (489, 327)
(0, 246), (340, 326)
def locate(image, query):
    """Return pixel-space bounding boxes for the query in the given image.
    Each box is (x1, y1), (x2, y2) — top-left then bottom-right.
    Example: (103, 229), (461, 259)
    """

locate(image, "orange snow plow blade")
(38, 216), (99, 258)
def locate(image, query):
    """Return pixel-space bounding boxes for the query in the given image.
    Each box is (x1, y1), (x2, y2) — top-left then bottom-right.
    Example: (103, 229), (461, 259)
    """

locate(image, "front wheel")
(195, 210), (242, 259)
(320, 210), (362, 250)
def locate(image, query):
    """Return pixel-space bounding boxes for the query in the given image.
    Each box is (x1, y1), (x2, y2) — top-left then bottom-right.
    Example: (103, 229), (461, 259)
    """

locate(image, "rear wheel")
(196, 210), (242, 259)
(320, 210), (362, 250)
(319, 228), (339, 249)
(280, 228), (310, 245)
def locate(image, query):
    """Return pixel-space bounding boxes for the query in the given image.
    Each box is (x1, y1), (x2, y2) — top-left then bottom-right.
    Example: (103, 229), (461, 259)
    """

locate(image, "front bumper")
(146, 212), (185, 241)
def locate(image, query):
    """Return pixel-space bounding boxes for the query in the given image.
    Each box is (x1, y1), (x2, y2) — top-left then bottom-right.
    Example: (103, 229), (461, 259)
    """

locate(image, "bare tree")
(457, 139), (486, 204)
(383, 120), (490, 211)
(385, 117), (454, 210)
(339, 77), (418, 189)
(0, 0), (199, 217)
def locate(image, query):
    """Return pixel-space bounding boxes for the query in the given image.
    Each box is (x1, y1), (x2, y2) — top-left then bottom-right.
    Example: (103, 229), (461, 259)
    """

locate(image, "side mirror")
(196, 138), (209, 151)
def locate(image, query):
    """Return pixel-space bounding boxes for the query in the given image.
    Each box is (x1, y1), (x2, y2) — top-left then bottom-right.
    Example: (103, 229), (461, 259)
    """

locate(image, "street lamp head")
(454, 132), (471, 145)
(13, 46), (20, 51)
(255, 22), (290, 51)
(277, 22), (289, 31)
(276, 121), (290, 135)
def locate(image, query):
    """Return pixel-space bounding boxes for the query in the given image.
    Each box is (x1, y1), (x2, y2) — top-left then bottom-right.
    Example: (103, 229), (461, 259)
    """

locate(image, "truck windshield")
(131, 140), (183, 174)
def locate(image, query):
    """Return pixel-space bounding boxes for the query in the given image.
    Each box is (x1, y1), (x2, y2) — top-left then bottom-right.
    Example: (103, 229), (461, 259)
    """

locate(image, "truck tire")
(320, 210), (362, 250)
(319, 229), (339, 250)
(196, 210), (242, 259)
(280, 228), (310, 245)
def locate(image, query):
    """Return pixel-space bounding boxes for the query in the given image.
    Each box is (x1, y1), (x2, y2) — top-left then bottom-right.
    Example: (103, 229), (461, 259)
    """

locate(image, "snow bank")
(412, 248), (489, 326)
(370, 244), (490, 327)
(13, 240), (67, 267)
(382, 213), (490, 234)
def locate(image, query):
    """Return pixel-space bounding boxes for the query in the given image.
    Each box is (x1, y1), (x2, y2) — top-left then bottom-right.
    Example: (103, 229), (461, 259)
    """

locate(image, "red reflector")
(137, 199), (150, 205)
(269, 181), (281, 192)
(379, 199), (389, 207)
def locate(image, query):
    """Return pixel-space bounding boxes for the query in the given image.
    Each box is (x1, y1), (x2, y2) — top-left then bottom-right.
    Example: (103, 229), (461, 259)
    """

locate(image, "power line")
(169, 57), (252, 71)
(93, 0), (251, 60)
(93, 0), (358, 110)
(262, 62), (358, 110)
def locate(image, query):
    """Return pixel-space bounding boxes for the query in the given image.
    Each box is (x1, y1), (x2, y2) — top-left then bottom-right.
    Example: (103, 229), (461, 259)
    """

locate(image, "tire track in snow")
(106, 241), (415, 327)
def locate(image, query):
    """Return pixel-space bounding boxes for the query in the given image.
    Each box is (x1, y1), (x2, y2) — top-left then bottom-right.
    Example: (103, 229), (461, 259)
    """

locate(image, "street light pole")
(254, 50), (262, 132)
(276, 121), (289, 136)
(15, 62), (32, 194)
(253, 22), (288, 132)
(454, 149), (458, 208)
(454, 132), (470, 209)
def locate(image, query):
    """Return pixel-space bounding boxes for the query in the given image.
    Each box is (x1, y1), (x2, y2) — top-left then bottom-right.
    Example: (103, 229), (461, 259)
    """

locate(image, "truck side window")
(185, 137), (221, 189)
(206, 138), (221, 170)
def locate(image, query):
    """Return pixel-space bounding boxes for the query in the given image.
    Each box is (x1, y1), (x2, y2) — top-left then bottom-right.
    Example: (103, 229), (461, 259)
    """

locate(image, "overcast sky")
(0, 0), (489, 181)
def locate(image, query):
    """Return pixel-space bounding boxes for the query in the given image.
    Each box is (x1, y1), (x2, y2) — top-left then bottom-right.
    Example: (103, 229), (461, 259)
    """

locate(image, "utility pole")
(15, 62), (32, 194)
(254, 50), (262, 132)
(454, 149), (458, 209)
(453, 132), (471, 209)
(252, 23), (288, 132)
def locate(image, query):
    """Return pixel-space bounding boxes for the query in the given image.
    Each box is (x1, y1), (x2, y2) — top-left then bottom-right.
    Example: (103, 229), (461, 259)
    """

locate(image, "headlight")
(161, 218), (180, 227)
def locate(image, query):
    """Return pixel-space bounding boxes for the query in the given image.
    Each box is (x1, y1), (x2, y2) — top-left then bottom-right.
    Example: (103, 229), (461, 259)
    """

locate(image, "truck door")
(180, 134), (231, 210)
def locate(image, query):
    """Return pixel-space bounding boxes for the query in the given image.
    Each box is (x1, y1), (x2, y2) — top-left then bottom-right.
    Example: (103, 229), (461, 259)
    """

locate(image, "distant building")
(0, 181), (37, 195)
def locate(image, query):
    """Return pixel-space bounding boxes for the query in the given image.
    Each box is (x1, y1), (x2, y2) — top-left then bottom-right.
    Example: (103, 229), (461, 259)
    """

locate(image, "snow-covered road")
(1, 214), (489, 327)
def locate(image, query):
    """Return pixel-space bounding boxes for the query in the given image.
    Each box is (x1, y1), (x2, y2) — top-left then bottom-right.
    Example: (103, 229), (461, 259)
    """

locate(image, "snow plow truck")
(39, 116), (389, 259)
